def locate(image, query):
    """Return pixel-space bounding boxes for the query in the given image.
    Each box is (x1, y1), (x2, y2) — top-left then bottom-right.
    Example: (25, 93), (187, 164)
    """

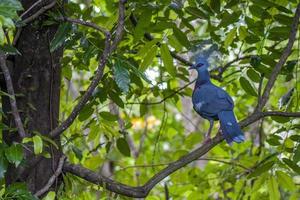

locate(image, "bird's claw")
(202, 137), (212, 144)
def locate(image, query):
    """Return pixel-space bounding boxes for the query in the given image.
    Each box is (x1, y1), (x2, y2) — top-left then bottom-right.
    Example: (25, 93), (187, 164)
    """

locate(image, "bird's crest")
(191, 41), (219, 65)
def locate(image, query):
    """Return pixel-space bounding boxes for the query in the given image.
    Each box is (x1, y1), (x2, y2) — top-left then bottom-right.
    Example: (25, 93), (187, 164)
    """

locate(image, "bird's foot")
(217, 129), (223, 136)
(202, 137), (212, 145)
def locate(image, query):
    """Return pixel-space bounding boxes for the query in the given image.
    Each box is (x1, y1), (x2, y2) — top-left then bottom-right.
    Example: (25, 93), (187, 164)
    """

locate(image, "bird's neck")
(195, 68), (211, 86)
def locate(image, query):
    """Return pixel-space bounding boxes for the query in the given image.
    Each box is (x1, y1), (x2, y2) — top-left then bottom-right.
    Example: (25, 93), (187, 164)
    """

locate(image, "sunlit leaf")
(239, 77), (258, 97)
(268, 176), (280, 200)
(32, 135), (43, 155)
(276, 171), (296, 191)
(160, 43), (175, 77)
(99, 112), (118, 121)
(140, 45), (158, 71)
(282, 158), (300, 174)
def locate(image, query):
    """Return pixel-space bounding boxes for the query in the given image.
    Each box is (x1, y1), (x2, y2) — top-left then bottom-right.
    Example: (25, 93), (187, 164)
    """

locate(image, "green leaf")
(185, 6), (207, 19)
(0, 26), (4, 45)
(99, 112), (118, 121)
(78, 104), (94, 122)
(0, 152), (8, 179)
(209, 0), (220, 13)
(268, 176), (280, 200)
(276, 171), (296, 191)
(72, 146), (83, 161)
(42, 191), (56, 200)
(282, 158), (300, 174)
(279, 88), (294, 109)
(116, 137), (131, 157)
(218, 11), (241, 27)
(140, 45), (158, 71)
(4, 143), (23, 167)
(173, 27), (190, 49)
(108, 90), (124, 108)
(0, 44), (21, 55)
(168, 35), (182, 51)
(239, 77), (258, 97)
(4, 183), (37, 200)
(137, 38), (160, 58)
(32, 135), (43, 155)
(247, 69), (260, 83)
(224, 28), (236, 48)
(133, 9), (152, 41)
(271, 116), (290, 123)
(0, 0), (23, 19)
(249, 5), (265, 18)
(114, 60), (130, 93)
(274, 14), (293, 26)
(268, 26), (289, 41)
(248, 161), (275, 178)
(123, 60), (151, 84)
(293, 144), (300, 163)
(250, 0), (276, 8)
(50, 22), (72, 52)
(39, 135), (59, 150)
(238, 26), (248, 40)
(160, 44), (175, 77)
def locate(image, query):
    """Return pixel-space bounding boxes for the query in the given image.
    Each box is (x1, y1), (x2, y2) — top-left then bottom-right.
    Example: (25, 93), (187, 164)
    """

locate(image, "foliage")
(0, 0), (300, 199)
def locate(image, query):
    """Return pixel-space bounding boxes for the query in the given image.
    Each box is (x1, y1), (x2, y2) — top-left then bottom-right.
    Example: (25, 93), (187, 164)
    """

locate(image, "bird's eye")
(196, 63), (204, 68)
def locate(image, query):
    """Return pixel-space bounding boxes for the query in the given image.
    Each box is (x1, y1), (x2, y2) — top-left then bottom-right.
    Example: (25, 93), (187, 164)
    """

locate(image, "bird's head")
(189, 55), (209, 71)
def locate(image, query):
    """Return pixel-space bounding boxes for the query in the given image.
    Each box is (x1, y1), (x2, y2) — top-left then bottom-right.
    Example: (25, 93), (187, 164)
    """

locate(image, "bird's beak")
(189, 65), (195, 70)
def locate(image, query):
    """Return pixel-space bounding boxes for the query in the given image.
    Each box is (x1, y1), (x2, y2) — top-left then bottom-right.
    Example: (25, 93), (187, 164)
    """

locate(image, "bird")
(189, 55), (245, 144)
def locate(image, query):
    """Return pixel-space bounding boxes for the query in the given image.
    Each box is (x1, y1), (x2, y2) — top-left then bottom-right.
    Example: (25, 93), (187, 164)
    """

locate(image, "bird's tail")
(218, 111), (245, 144)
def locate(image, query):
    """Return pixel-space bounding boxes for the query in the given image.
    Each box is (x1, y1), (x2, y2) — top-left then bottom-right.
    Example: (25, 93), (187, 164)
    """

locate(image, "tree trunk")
(1, 0), (63, 194)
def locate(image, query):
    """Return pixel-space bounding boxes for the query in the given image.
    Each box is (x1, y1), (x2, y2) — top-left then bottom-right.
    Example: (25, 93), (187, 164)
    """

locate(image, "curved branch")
(34, 155), (66, 197)
(62, 109), (300, 198)
(0, 54), (26, 138)
(49, 0), (127, 138)
(62, 17), (110, 36)
(258, 3), (300, 110)
(63, 134), (223, 198)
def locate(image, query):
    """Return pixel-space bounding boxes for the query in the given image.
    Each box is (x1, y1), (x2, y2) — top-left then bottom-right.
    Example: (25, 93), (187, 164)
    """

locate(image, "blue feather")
(218, 111), (245, 144)
(190, 55), (244, 144)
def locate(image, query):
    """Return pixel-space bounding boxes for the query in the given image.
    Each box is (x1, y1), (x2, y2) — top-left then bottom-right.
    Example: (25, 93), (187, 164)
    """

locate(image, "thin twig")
(62, 17), (110, 36)
(34, 155), (66, 197)
(21, 1), (57, 25)
(20, 0), (43, 18)
(0, 54), (26, 138)
(49, 0), (126, 138)
(126, 79), (196, 105)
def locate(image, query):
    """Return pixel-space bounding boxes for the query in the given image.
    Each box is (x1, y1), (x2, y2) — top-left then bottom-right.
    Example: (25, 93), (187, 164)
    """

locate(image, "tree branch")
(13, 0), (57, 45)
(62, 109), (300, 197)
(34, 155), (66, 197)
(257, 3), (300, 110)
(49, 0), (127, 138)
(126, 79), (196, 105)
(63, 134), (223, 198)
(21, 1), (57, 25)
(20, 0), (43, 18)
(0, 54), (26, 138)
(62, 17), (110, 36)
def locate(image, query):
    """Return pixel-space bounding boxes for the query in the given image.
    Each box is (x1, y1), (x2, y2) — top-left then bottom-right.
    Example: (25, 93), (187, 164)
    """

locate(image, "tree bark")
(1, 0), (63, 194)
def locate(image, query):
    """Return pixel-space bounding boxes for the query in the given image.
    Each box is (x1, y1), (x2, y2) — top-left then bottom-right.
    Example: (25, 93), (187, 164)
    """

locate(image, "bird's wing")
(192, 84), (233, 116)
